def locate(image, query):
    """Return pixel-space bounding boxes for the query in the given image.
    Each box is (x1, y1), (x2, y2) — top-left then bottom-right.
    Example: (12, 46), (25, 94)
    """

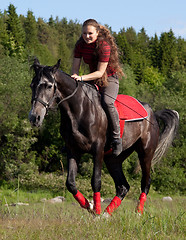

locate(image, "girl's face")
(82, 25), (99, 44)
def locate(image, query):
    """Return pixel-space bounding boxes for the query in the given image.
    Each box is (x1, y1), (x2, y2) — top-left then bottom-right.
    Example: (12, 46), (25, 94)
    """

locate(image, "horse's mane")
(56, 69), (101, 98)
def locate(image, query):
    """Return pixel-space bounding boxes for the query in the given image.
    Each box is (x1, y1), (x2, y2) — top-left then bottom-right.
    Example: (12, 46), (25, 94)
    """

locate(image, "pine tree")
(6, 4), (25, 46)
(125, 27), (137, 47)
(24, 10), (38, 48)
(48, 15), (55, 27)
(5, 4), (25, 57)
(115, 28), (132, 65)
(149, 34), (160, 69)
(37, 17), (50, 44)
(159, 30), (177, 76)
(176, 37), (186, 70)
(58, 34), (71, 72)
(137, 27), (149, 55)
(0, 11), (9, 55)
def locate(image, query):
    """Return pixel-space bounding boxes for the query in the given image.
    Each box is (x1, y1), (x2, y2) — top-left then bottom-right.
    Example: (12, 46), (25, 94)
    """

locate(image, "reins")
(57, 80), (79, 106)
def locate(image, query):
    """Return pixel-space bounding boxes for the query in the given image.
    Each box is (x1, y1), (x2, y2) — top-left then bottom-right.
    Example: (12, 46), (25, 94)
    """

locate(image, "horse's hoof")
(135, 207), (143, 216)
(89, 202), (94, 210)
(87, 207), (98, 217)
(102, 212), (111, 219)
(136, 211), (142, 217)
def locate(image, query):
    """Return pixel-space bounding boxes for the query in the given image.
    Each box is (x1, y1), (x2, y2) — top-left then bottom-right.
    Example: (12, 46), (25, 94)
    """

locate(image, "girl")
(71, 19), (124, 156)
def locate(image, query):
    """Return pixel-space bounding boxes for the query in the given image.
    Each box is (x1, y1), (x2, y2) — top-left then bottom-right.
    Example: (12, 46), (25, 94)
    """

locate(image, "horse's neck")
(55, 70), (77, 97)
(55, 70), (101, 112)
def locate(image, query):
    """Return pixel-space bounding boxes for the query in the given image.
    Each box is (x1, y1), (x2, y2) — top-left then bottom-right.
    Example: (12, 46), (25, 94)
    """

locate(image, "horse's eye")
(47, 84), (52, 89)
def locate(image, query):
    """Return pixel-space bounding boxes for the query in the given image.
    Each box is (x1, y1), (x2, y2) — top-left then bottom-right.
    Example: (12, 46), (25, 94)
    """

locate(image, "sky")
(0, 0), (186, 39)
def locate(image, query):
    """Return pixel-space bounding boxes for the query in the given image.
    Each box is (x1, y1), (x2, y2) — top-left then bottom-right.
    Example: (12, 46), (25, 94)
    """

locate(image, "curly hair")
(77, 19), (124, 86)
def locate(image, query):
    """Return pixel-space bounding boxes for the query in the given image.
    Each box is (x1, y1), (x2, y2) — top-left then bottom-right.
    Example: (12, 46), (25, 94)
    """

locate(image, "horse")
(29, 59), (179, 216)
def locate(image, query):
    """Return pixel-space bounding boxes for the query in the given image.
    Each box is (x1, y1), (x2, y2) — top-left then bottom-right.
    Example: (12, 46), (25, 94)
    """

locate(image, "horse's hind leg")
(104, 157), (130, 216)
(136, 151), (153, 215)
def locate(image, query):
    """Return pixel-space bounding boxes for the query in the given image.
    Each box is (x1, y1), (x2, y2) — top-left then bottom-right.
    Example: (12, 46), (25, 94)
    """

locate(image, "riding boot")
(100, 77), (122, 157)
(104, 104), (122, 156)
(112, 138), (122, 157)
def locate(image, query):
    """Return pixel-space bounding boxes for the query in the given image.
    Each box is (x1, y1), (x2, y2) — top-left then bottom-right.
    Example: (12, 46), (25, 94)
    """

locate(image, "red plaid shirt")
(74, 40), (116, 76)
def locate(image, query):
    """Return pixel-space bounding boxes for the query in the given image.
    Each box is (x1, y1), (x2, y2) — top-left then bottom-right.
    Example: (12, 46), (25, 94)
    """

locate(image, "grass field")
(0, 189), (185, 240)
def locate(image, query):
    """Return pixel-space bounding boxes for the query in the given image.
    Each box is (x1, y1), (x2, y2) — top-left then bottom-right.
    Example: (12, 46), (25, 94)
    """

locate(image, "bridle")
(32, 92), (57, 114)
(32, 72), (79, 114)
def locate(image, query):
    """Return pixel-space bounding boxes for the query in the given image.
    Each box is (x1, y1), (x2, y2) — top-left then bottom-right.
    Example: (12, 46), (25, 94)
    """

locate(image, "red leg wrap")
(93, 192), (101, 215)
(105, 196), (122, 215)
(137, 192), (147, 214)
(73, 190), (90, 209)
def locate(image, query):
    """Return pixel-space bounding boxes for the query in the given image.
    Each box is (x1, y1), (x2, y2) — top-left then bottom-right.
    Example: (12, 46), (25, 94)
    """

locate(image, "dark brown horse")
(29, 59), (179, 216)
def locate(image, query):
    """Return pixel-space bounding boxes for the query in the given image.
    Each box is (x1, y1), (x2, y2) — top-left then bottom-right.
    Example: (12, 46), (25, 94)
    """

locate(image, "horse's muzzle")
(29, 111), (42, 127)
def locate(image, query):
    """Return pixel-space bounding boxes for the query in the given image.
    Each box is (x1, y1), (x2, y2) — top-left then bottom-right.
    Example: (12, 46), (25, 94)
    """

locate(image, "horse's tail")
(151, 109), (179, 167)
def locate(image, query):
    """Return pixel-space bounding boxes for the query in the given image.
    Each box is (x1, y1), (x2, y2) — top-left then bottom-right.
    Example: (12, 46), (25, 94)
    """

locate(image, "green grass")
(0, 188), (185, 240)
(0, 188), (59, 205)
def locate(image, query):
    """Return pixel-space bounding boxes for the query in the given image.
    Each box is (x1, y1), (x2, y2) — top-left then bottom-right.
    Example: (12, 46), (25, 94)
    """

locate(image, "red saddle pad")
(114, 95), (148, 137)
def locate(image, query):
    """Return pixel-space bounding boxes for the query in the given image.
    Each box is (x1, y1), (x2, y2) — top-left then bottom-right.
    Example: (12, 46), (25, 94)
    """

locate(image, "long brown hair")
(79, 19), (124, 86)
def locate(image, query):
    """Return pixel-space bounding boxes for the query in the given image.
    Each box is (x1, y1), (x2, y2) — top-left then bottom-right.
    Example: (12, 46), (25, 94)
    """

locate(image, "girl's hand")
(71, 74), (82, 81)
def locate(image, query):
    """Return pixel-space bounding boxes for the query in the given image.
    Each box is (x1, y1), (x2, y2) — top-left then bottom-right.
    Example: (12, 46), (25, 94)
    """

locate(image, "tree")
(37, 17), (50, 44)
(142, 66), (165, 89)
(115, 28), (133, 65)
(137, 27), (149, 54)
(125, 27), (137, 47)
(24, 10), (38, 48)
(149, 34), (160, 69)
(6, 4), (25, 46)
(0, 11), (9, 56)
(58, 34), (71, 72)
(176, 37), (186, 70)
(5, 4), (25, 57)
(48, 15), (55, 27)
(159, 30), (177, 77)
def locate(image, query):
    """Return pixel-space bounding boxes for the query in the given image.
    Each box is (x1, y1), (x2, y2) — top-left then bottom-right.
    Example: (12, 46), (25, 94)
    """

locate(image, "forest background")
(0, 4), (185, 197)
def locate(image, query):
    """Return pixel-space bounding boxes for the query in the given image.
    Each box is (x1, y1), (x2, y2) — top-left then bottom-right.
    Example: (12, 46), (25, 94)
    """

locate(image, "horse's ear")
(52, 59), (61, 73)
(33, 57), (40, 73)
(34, 57), (40, 65)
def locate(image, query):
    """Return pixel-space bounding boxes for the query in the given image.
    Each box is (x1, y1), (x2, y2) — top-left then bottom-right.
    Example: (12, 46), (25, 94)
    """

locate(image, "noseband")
(33, 92), (57, 114)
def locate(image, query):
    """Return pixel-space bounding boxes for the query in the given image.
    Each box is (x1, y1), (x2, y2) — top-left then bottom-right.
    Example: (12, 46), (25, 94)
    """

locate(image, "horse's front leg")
(66, 153), (90, 210)
(91, 145), (104, 215)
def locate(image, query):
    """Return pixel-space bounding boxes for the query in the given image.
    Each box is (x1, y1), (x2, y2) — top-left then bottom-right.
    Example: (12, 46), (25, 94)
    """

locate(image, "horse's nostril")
(37, 115), (40, 121)
(30, 114), (36, 123)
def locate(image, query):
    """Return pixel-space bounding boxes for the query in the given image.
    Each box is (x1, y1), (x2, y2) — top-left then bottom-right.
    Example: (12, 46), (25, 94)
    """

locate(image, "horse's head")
(29, 58), (61, 127)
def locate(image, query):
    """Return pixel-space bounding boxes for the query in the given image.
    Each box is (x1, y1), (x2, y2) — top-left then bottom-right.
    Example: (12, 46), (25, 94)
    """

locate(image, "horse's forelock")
(31, 66), (54, 86)
(43, 66), (55, 83)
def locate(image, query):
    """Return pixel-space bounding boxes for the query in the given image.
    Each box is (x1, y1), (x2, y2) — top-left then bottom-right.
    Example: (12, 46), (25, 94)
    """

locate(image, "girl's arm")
(71, 58), (81, 76)
(72, 61), (108, 81)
